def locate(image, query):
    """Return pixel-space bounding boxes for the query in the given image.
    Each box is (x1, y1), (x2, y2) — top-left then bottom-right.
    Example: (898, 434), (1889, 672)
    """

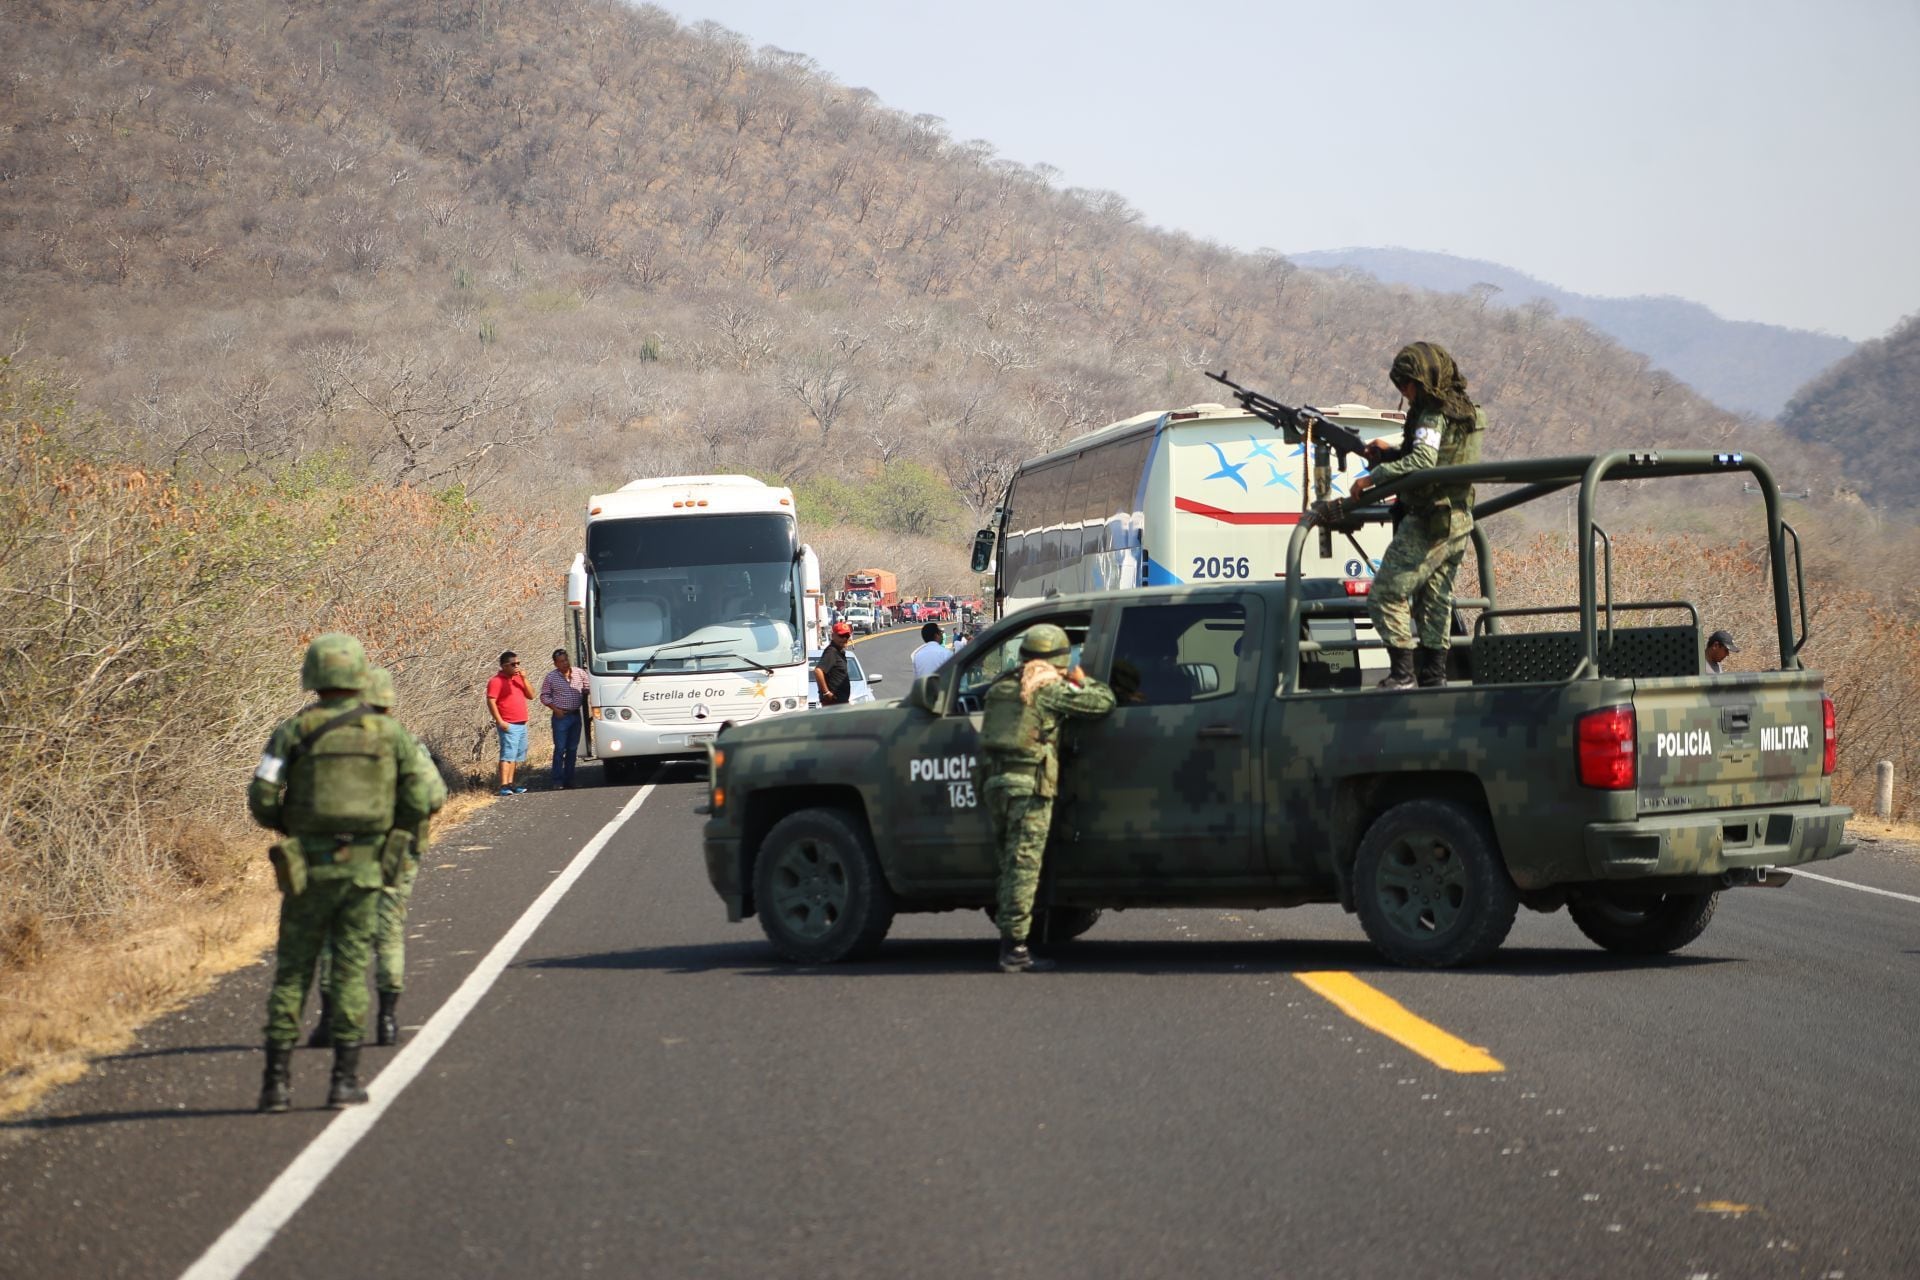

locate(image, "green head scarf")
(1390, 341), (1477, 424)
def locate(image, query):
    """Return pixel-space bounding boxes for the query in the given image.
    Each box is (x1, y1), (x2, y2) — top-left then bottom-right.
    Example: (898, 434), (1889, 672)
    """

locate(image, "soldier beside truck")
(705, 413), (1852, 968)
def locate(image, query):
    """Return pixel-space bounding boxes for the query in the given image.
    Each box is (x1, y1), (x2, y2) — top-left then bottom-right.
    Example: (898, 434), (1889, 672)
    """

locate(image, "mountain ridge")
(1289, 247), (1856, 419)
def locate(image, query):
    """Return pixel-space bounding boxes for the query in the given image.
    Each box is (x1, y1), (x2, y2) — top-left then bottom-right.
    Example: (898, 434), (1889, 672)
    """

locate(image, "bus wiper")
(713, 653), (776, 675)
(629, 639), (730, 682)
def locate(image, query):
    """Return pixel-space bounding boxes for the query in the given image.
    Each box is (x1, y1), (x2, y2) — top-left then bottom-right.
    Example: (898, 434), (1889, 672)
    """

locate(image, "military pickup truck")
(701, 450), (1852, 967)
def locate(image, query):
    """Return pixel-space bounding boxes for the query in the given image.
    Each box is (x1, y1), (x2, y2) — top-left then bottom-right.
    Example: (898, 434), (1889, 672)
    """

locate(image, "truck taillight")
(1822, 694), (1836, 776)
(1577, 705), (1636, 790)
(1342, 579), (1371, 595)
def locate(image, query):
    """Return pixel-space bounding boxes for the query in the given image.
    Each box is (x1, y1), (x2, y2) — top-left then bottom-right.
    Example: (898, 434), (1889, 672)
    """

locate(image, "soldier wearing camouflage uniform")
(1353, 341), (1486, 690)
(978, 623), (1115, 972)
(310, 667), (447, 1051)
(249, 635), (438, 1113)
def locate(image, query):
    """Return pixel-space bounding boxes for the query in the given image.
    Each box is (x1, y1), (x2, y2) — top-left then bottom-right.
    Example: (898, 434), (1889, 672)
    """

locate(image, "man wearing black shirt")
(814, 619), (853, 706)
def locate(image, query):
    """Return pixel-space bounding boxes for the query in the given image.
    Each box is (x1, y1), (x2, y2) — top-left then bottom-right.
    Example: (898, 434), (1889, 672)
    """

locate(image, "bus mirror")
(566, 554), (588, 610)
(908, 674), (942, 714)
(969, 528), (995, 574)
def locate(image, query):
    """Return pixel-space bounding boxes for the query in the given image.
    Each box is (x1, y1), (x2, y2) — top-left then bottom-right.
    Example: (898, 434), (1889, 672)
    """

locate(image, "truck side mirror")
(969, 528), (995, 575)
(907, 674), (942, 714)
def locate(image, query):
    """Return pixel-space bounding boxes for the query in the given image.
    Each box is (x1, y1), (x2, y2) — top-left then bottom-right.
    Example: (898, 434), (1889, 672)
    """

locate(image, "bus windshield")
(586, 512), (800, 675)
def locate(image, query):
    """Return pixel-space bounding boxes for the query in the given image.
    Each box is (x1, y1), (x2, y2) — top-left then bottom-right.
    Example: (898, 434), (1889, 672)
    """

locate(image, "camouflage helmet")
(300, 632), (370, 692)
(1019, 623), (1073, 668)
(363, 666), (396, 711)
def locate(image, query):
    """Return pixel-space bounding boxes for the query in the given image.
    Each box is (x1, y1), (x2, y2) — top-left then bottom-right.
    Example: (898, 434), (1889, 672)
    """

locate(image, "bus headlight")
(769, 699), (782, 711)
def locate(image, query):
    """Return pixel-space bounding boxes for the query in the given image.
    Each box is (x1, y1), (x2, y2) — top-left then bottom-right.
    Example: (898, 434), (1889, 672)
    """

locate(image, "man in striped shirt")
(539, 648), (592, 789)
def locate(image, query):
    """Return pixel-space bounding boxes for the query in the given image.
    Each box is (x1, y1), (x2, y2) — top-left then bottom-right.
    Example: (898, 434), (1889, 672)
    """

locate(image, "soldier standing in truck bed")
(1351, 341), (1486, 690)
(978, 623), (1115, 972)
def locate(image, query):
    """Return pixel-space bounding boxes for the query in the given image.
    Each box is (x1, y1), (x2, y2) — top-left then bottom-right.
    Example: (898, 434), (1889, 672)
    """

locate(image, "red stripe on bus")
(1174, 497), (1304, 526)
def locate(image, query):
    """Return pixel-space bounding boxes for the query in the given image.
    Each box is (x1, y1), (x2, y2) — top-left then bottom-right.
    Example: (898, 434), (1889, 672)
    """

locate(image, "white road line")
(180, 785), (655, 1280)
(1791, 866), (1920, 906)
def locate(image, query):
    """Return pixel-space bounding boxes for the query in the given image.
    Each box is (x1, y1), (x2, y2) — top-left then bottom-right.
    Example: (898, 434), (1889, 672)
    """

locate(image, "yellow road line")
(1294, 971), (1504, 1074)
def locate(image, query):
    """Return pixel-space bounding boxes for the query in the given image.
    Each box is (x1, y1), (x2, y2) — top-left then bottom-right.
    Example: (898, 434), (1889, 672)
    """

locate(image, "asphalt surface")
(4, 624), (1918, 1278)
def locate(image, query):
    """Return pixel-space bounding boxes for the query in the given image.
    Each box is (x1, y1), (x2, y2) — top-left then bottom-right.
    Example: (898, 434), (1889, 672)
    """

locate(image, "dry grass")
(0, 793), (494, 1121)
(1845, 817), (1920, 853)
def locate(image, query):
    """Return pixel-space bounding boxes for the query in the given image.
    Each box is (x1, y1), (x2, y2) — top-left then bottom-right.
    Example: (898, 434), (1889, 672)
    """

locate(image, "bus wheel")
(1354, 799), (1518, 968)
(755, 809), (895, 963)
(1569, 891), (1717, 955)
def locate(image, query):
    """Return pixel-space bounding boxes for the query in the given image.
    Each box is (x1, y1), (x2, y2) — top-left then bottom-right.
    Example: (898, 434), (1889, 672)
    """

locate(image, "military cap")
(1019, 623), (1072, 667)
(364, 666), (396, 710)
(301, 632), (370, 692)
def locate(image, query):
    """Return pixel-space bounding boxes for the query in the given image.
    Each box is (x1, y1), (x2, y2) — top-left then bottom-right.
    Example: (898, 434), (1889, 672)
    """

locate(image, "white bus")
(975, 401), (1408, 617)
(565, 475), (823, 781)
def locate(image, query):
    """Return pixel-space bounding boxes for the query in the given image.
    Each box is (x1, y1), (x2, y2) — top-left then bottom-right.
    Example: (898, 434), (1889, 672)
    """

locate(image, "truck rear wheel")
(755, 808), (895, 963)
(1569, 891), (1717, 955)
(1354, 799), (1519, 968)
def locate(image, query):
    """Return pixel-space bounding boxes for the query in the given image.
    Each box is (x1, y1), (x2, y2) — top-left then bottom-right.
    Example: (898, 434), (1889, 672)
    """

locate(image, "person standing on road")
(540, 648), (591, 788)
(979, 623), (1115, 973)
(1706, 629), (1738, 674)
(249, 635), (437, 1112)
(1351, 341), (1486, 690)
(814, 620), (853, 706)
(911, 622), (953, 679)
(310, 667), (447, 1051)
(487, 651), (534, 794)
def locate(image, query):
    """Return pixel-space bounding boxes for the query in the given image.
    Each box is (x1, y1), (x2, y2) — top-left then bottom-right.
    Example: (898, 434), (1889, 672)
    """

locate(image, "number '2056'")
(1190, 555), (1252, 580)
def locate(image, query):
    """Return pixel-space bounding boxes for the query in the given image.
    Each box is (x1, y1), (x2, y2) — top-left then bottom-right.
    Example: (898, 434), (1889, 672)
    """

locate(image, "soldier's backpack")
(284, 706), (398, 836)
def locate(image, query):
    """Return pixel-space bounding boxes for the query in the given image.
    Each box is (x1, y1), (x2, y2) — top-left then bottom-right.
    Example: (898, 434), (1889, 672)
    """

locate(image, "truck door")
(891, 610), (1094, 895)
(1054, 597), (1261, 887)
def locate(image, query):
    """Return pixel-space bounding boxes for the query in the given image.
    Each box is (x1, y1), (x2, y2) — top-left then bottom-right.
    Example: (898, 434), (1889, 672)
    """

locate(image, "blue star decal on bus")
(1263, 463), (1295, 490)
(1203, 441), (1249, 491)
(1244, 435), (1279, 463)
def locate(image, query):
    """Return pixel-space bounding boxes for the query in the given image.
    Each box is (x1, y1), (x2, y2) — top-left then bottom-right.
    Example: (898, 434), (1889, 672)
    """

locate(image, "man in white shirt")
(911, 622), (953, 679)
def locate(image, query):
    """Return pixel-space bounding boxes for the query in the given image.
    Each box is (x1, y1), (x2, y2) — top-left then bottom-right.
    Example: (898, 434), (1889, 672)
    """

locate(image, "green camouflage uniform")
(317, 670), (446, 996)
(1367, 342), (1486, 650)
(250, 677), (437, 1049)
(980, 656), (1115, 944)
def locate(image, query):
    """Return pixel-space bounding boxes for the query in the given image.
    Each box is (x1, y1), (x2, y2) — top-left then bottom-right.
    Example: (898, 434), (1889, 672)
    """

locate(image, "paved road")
(4, 625), (1917, 1278)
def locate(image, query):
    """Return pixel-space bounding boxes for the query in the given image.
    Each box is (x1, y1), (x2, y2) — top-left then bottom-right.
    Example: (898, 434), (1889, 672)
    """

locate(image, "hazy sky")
(666, 0), (1917, 341)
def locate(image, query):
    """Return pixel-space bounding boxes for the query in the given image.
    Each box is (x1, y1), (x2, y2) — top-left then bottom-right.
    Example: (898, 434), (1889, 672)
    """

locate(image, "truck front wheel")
(1568, 891), (1717, 955)
(1354, 799), (1519, 968)
(754, 808), (895, 963)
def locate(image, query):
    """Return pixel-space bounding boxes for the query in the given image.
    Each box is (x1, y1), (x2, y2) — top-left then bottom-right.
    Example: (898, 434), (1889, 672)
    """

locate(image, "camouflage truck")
(701, 450), (1852, 967)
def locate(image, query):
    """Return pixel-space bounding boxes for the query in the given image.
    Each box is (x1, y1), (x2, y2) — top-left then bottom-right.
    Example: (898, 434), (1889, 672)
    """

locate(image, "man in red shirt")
(486, 650), (535, 795)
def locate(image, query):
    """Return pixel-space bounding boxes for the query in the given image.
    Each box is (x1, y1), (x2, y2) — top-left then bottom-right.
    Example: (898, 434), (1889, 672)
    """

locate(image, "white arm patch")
(254, 754), (286, 784)
(1415, 426), (1442, 450)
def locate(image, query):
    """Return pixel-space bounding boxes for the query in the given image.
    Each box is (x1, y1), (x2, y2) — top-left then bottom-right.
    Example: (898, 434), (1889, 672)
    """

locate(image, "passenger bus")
(973, 400), (1408, 618)
(564, 475), (823, 781)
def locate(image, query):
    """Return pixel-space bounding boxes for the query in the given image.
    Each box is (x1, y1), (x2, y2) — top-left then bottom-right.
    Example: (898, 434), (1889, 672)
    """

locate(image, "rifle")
(1206, 370), (1381, 560)
(1204, 370), (1372, 469)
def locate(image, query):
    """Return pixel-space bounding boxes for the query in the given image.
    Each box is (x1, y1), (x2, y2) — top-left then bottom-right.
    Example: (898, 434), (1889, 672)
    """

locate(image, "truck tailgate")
(1634, 672), (1827, 813)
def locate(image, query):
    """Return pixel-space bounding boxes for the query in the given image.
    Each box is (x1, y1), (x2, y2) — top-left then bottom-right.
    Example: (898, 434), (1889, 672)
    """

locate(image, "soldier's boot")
(1415, 648), (1450, 688)
(326, 1043), (370, 1109)
(257, 1045), (293, 1114)
(306, 994), (333, 1049)
(376, 992), (400, 1047)
(1376, 647), (1418, 690)
(997, 938), (1055, 973)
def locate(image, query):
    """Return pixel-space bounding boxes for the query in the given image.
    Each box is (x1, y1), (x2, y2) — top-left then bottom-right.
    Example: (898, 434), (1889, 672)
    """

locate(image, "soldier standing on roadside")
(1351, 341), (1486, 690)
(979, 624), (1115, 973)
(249, 635), (437, 1113)
(309, 666), (447, 1051)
